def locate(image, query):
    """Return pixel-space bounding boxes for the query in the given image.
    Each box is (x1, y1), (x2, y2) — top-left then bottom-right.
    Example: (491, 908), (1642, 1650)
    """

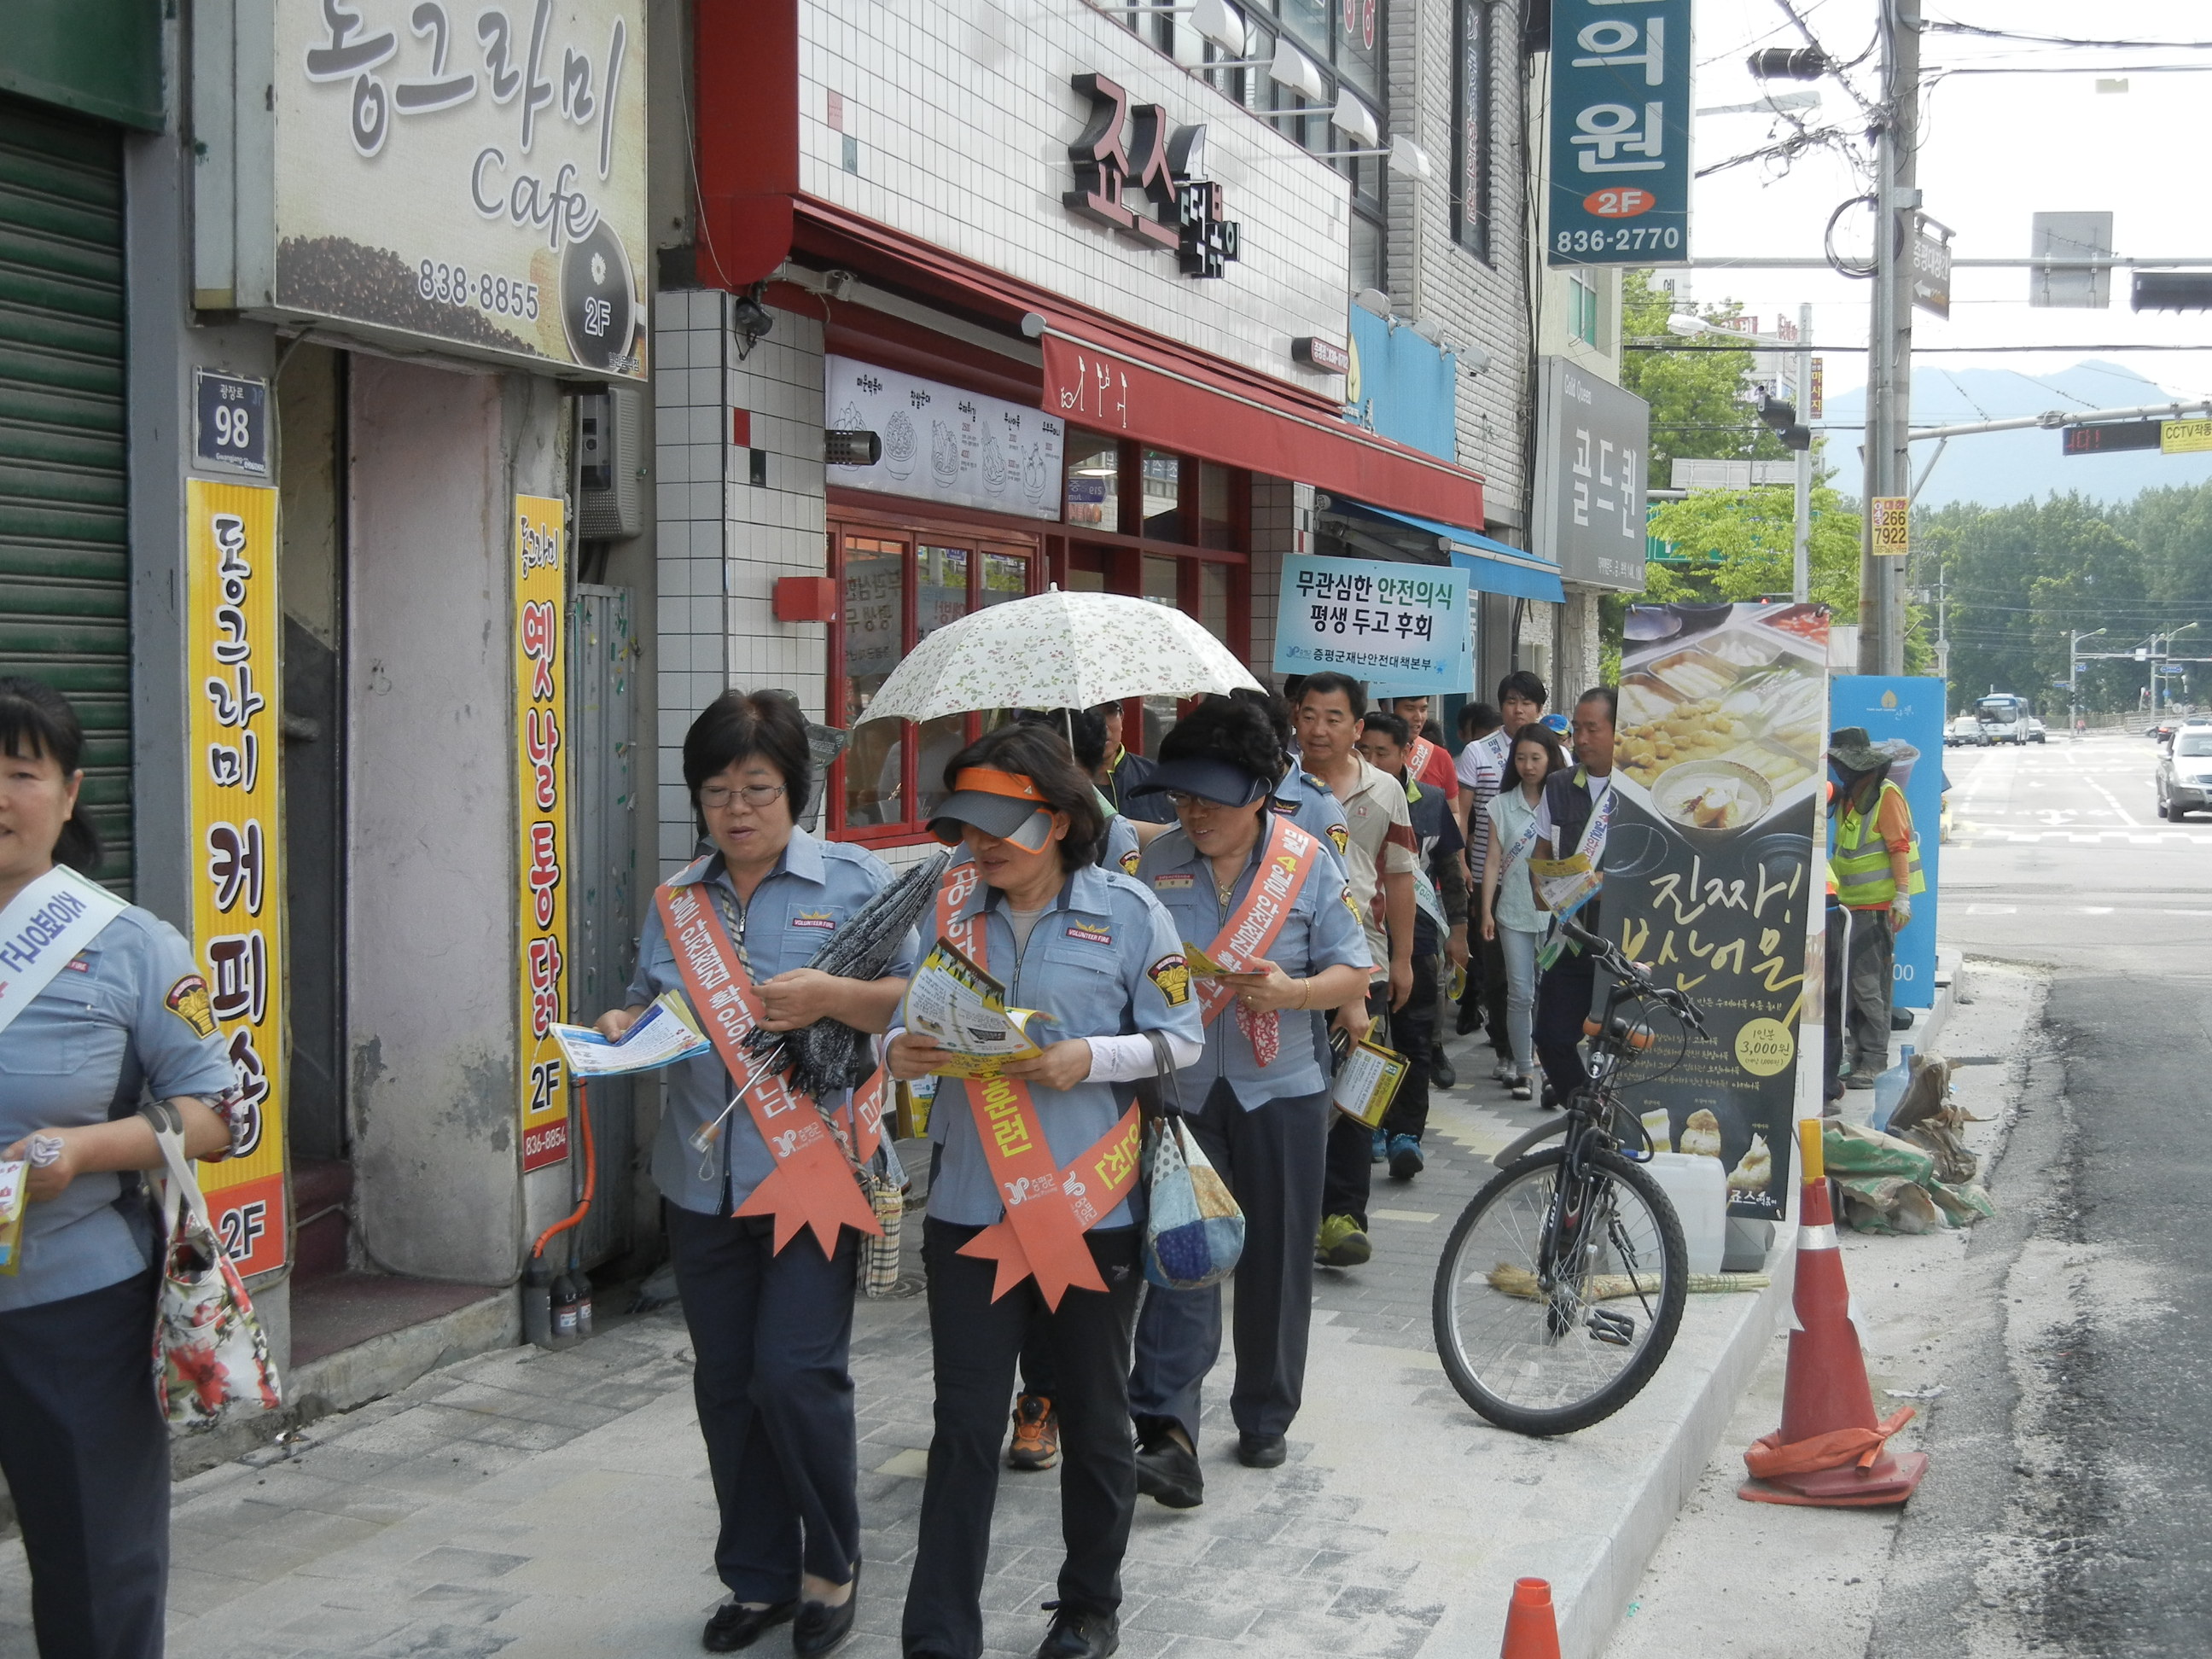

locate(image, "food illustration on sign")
(1022, 445), (1049, 505)
(1727, 1133), (1773, 1193)
(1678, 1108), (1723, 1161)
(883, 411), (917, 479)
(833, 402), (866, 443)
(982, 434), (1008, 493)
(1653, 760), (1771, 835)
(930, 420), (958, 489)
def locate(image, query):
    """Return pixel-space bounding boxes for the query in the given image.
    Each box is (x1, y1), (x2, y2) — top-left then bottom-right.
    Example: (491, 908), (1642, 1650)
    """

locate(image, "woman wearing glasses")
(595, 691), (917, 1657)
(1121, 699), (1371, 1508)
(888, 723), (1201, 1659)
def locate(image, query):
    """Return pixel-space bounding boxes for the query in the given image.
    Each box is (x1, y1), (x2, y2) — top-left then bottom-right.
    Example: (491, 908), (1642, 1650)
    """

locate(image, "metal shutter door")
(0, 93), (130, 889)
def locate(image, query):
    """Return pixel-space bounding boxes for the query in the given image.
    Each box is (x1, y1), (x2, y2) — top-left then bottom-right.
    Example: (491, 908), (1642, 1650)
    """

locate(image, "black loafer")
(1431, 1052), (1457, 1090)
(793, 1561), (860, 1658)
(702, 1597), (795, 1652)
(1237, 1432), (1288, 1469)
(1035, 1602), (1120, 1659)
(1132, 1429), (1203, 1509)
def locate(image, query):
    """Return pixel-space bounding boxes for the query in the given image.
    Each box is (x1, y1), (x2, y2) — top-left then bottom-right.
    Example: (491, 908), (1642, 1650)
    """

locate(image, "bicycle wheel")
(1430, 1145), (1688, 1436)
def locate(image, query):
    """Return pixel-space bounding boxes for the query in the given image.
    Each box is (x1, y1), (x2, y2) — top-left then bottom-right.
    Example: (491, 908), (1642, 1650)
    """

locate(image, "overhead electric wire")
(1922, 22), (2212, 51)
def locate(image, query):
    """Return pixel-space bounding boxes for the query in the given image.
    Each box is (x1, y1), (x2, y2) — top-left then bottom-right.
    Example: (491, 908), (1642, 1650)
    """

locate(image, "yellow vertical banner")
(184, 480), (288, 1275)
(515, 495), (571, 1171)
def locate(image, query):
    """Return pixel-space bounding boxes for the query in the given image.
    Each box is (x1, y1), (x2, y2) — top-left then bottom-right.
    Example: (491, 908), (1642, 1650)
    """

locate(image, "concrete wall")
(345, 358), (556, 1284)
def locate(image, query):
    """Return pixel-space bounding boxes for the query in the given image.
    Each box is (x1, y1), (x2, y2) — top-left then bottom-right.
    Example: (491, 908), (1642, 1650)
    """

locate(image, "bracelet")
(1297, 977), (1311, 1009)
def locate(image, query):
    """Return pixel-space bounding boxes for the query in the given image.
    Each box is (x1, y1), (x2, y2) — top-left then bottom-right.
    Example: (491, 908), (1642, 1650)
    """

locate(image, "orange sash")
(657, 881), (882, 1258)
(933, 859), (1144, 1309)
(1407, 735), (1437, 784)
(1193, 814), (1324, 1031)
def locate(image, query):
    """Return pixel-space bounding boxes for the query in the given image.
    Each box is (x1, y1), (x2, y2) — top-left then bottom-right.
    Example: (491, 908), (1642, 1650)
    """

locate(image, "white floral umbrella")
(855, 587), (1262, 725)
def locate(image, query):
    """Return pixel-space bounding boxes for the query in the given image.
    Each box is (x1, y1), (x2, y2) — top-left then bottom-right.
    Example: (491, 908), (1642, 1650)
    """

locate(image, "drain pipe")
(522, 1081), (597, 1348)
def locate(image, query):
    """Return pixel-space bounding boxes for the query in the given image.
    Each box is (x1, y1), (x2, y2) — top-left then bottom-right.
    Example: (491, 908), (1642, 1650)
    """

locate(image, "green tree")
(1618, 270), (1793, 492)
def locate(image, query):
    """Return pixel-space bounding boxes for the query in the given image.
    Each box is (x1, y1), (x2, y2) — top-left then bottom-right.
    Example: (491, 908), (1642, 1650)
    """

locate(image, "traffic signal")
(1755, 391), (1813, 452)
(2133, 272), (2212, 311)
(1748, 47), (1829, 79)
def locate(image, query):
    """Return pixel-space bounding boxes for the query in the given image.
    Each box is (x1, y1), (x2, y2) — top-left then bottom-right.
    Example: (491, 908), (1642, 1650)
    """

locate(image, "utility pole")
(1792, 302), (1813, 603)
(2070, 627), (2104, 739)
(1934, 564), (1948, 689)
(1860, 0), (1919, 677)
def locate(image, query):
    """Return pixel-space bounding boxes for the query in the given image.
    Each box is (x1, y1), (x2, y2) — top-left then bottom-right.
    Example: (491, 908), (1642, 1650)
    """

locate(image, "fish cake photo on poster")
(1602, 599), (1831, 1220)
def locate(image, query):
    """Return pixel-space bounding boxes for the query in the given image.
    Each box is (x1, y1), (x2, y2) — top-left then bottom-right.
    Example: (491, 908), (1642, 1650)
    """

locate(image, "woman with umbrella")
(593, 690), (918, 1657)
(889, 723), (1202, 1659)
(1122, 698), (1373, 1507)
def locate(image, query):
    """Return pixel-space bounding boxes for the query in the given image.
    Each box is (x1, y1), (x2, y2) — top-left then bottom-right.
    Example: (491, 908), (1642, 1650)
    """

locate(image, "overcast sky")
(1673, 0), (2212, 416)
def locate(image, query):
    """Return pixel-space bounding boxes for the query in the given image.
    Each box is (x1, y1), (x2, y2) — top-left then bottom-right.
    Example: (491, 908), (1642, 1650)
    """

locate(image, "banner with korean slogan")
(1271, 555), (1472, 698)
(1605, 599), (1833, 1221)
(184, 480), (288, 1276)
(1546, 0), (1694, 266)
(515, 495), (571, 1173)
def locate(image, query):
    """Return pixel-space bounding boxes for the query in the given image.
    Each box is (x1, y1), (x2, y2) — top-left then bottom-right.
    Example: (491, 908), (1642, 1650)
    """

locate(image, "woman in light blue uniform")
(1121, 699), (1371, 1510)
(597, 691), (917, 1657)
(889, 723), (1202, 1659)
(0, 678), (247, 1659)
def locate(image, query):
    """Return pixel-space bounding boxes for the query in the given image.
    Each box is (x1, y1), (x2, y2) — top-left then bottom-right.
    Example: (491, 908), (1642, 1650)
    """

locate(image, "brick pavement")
(0, 1039), (1650, 1659)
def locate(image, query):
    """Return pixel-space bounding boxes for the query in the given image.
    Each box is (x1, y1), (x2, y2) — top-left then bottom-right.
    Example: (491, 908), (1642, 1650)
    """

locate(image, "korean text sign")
(825, 356), (1065, 524)
(1533, 356), (1650, 591)
(1271, 555), (1472, 697)
(515, 495), (570, 1172)
(1546, 0), (1693, 265)
(185, 480), (287, 1275)
(1830, 678), (1943, 1010)
(274, 2), (647, 377)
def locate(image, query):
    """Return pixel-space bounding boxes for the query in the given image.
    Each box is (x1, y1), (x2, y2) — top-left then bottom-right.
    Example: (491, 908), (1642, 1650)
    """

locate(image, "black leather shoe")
(793, 1561), (860, 1658)
(1431, 1051), (1457, 1090)
(1132, 1428), (1203, 1508)
(1035, 1603), (1120, 1659)
(702, 1598), (795, 1652)
(1237, 1432), (1288, 1469)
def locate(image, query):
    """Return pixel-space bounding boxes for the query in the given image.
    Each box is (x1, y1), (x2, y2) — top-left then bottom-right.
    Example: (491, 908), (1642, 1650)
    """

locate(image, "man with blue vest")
(1827, 726), (1925, 1090)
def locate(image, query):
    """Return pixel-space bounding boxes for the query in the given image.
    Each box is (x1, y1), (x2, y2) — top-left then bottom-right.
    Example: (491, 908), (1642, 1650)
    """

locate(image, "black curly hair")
(1160, 696), (1283, 789)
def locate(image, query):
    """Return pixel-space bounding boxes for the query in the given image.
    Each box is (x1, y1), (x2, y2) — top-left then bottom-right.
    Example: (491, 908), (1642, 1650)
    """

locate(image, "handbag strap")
(1144, 1028), (1182, 1117)
(140, 1100), (219, 1246)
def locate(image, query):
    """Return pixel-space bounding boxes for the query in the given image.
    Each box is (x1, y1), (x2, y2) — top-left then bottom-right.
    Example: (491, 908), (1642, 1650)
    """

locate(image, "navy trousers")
(1319, 987), (1387, 1230)
(0, 1271), (170, 1659)
(1129, 1079), (1331, 1449)
(666, 1206), (861, 1602)
(1535, 949), (1598, 1103)
(903, 1220), (1141, 1659)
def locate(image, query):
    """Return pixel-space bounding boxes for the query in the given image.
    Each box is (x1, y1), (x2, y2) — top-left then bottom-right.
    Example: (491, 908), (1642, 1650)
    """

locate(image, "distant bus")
(1975, 693), (2029, 745)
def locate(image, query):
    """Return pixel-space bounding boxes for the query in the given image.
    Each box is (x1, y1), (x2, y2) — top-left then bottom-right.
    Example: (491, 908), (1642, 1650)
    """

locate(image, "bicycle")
(1430, 914), (1711, 1436)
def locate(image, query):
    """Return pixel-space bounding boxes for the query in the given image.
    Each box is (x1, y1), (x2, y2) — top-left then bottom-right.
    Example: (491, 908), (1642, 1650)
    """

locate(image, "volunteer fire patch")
(1148, 952), (1191, 1007)
(166, 974), (218, 1039)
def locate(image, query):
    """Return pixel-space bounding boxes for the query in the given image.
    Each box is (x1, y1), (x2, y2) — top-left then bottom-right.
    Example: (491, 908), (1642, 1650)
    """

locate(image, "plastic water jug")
(1644, 1152), (1727, 1276)
(1870, 1045), (1915, 1133)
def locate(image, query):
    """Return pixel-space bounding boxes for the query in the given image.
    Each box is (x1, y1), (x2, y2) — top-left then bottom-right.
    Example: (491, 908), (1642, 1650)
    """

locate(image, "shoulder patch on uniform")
(1152, 870), (1196, 889)
(1148, 953), (1191, 1007)
(1065, 920), (1114, 946)
(1328, 824), (1350, 853)
(1120, 849), (1140, 875)
(62, 952), (91, 973)
(166, 974), (218, 1039)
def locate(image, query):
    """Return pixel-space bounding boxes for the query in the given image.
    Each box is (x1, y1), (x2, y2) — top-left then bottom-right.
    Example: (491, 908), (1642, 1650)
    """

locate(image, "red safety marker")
(1498, 1576), (1562, 1659)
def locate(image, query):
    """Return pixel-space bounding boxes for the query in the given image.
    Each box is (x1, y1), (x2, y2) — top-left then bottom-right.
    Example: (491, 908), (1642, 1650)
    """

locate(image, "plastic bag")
(1143, 1118), (1244, 1290)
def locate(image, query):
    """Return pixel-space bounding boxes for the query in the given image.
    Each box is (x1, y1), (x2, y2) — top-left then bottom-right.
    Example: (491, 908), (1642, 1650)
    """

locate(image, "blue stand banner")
(1829, 677), (1945, 1009)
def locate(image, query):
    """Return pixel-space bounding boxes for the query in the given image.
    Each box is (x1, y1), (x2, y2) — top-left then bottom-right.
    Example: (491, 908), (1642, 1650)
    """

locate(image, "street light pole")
(2070, 627), (2104, 740)
(1792, 302), (1813, 603)
(1860, 0), (1920, 677)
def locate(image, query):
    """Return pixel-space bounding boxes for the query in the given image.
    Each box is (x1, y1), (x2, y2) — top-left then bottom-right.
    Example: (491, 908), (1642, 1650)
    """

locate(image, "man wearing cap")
(1095, 701), (1176, 825)
(1828, 726), (1924, 1090)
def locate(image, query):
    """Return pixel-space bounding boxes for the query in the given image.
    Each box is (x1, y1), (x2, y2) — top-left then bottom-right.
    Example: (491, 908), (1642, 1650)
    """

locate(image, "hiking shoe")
(1387, 1135), (1424, 1181)
(1370, 1127), (1387, 1163)
(1429, 1051), (1456, 1090)
(1132, 1427), (1202, 1509)
(1456, 1002), (1483, 1035)
(1491, 1057), (1518, 1085)
(1008, 1394), (1060, 1472)
(1315, 1214), (1372, 1267)
(1510, 1074), (1533, 1102)
(1843, 1071), (1876, 1091)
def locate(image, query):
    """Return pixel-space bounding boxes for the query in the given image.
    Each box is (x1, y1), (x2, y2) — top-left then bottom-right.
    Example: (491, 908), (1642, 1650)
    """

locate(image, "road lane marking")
(2083, 776), (2143, 827)
(1966, 905), (2017, 915)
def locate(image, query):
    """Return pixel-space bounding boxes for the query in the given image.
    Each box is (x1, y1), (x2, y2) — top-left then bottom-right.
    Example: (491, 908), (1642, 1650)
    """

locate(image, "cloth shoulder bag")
(1136, 1031), (1245, 1290)
(142, 1102), (283, 1430)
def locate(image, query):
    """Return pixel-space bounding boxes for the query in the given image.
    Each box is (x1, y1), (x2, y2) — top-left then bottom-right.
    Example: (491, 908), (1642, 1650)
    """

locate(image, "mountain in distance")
(1819, 360), (2212, 509)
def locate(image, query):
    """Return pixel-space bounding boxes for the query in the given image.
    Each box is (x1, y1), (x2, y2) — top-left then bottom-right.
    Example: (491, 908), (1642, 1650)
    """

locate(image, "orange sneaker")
(1008, 1394), (1060, 1471)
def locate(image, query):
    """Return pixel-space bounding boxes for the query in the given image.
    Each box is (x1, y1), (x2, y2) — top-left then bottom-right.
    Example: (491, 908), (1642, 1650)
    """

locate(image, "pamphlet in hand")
(1331, 1039), (1409, 1128)
(1183, 940), (1231, 977)
(900, 939), (1053, 1078)
(551, 990), (713, 1077)
(1529, 853), (1603, 922)
(0, 1159), (25, 1276)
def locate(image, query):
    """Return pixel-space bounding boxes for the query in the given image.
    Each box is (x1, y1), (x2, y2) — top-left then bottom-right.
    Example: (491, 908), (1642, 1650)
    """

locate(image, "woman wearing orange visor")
(889, 723), (1202, 1659)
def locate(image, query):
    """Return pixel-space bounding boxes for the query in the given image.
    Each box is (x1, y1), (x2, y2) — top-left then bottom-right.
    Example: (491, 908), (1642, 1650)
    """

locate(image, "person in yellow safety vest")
(1827, 726), (1925, 1091)
(1821, 783), (1848, 1113)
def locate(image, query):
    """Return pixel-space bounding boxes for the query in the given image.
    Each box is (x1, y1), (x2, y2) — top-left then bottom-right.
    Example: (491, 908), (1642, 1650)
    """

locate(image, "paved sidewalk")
(0, 1028), (1784, 1659)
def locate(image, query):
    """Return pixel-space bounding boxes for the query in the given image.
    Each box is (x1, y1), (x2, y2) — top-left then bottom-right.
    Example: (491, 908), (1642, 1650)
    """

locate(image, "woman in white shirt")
(1480, 727), (1566, 1101)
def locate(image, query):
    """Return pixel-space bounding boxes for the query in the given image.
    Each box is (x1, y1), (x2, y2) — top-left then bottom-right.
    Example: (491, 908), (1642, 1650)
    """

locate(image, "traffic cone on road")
(1499, 1577), (1561, 1659)
(1738, 1121), (1929, 1508)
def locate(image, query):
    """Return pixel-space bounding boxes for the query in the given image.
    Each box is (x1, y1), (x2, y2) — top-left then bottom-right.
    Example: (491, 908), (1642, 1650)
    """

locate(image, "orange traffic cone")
(1499, 1577), (1561, 1659)
(1738, 1121), (1929, 1508)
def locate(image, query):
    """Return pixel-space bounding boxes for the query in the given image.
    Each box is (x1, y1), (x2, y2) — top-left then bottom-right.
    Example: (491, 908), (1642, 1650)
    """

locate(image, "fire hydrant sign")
(184, 480), (287, 1276)
(1271, 555), (1472, 696)
(515, 495), (570, 1172)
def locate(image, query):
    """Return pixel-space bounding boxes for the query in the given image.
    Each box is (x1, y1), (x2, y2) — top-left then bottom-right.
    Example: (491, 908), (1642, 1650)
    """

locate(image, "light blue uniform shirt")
(1270, 768), (1350, 869)
(1135, 825), (1372, 1110)
(0, 905), (236, 1312)
(1103, 811), (1141, 877)
(927, 862), (1202, 1229)
(628, 831), (919, 1217)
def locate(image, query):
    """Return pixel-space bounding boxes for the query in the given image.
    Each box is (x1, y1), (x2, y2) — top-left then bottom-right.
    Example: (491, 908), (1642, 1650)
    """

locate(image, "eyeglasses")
(1167, 791), (1233, 812)
(699, 783), (788, 811)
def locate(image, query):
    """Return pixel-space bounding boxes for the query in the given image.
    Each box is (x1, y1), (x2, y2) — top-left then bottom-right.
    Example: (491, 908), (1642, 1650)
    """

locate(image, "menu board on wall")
(184, 480), (288, 1276)
(825, 356), (1064, 521)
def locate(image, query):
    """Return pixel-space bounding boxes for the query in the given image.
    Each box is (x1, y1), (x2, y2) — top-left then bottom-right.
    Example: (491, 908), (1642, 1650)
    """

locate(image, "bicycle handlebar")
(1555, 914), (1711, 1039)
